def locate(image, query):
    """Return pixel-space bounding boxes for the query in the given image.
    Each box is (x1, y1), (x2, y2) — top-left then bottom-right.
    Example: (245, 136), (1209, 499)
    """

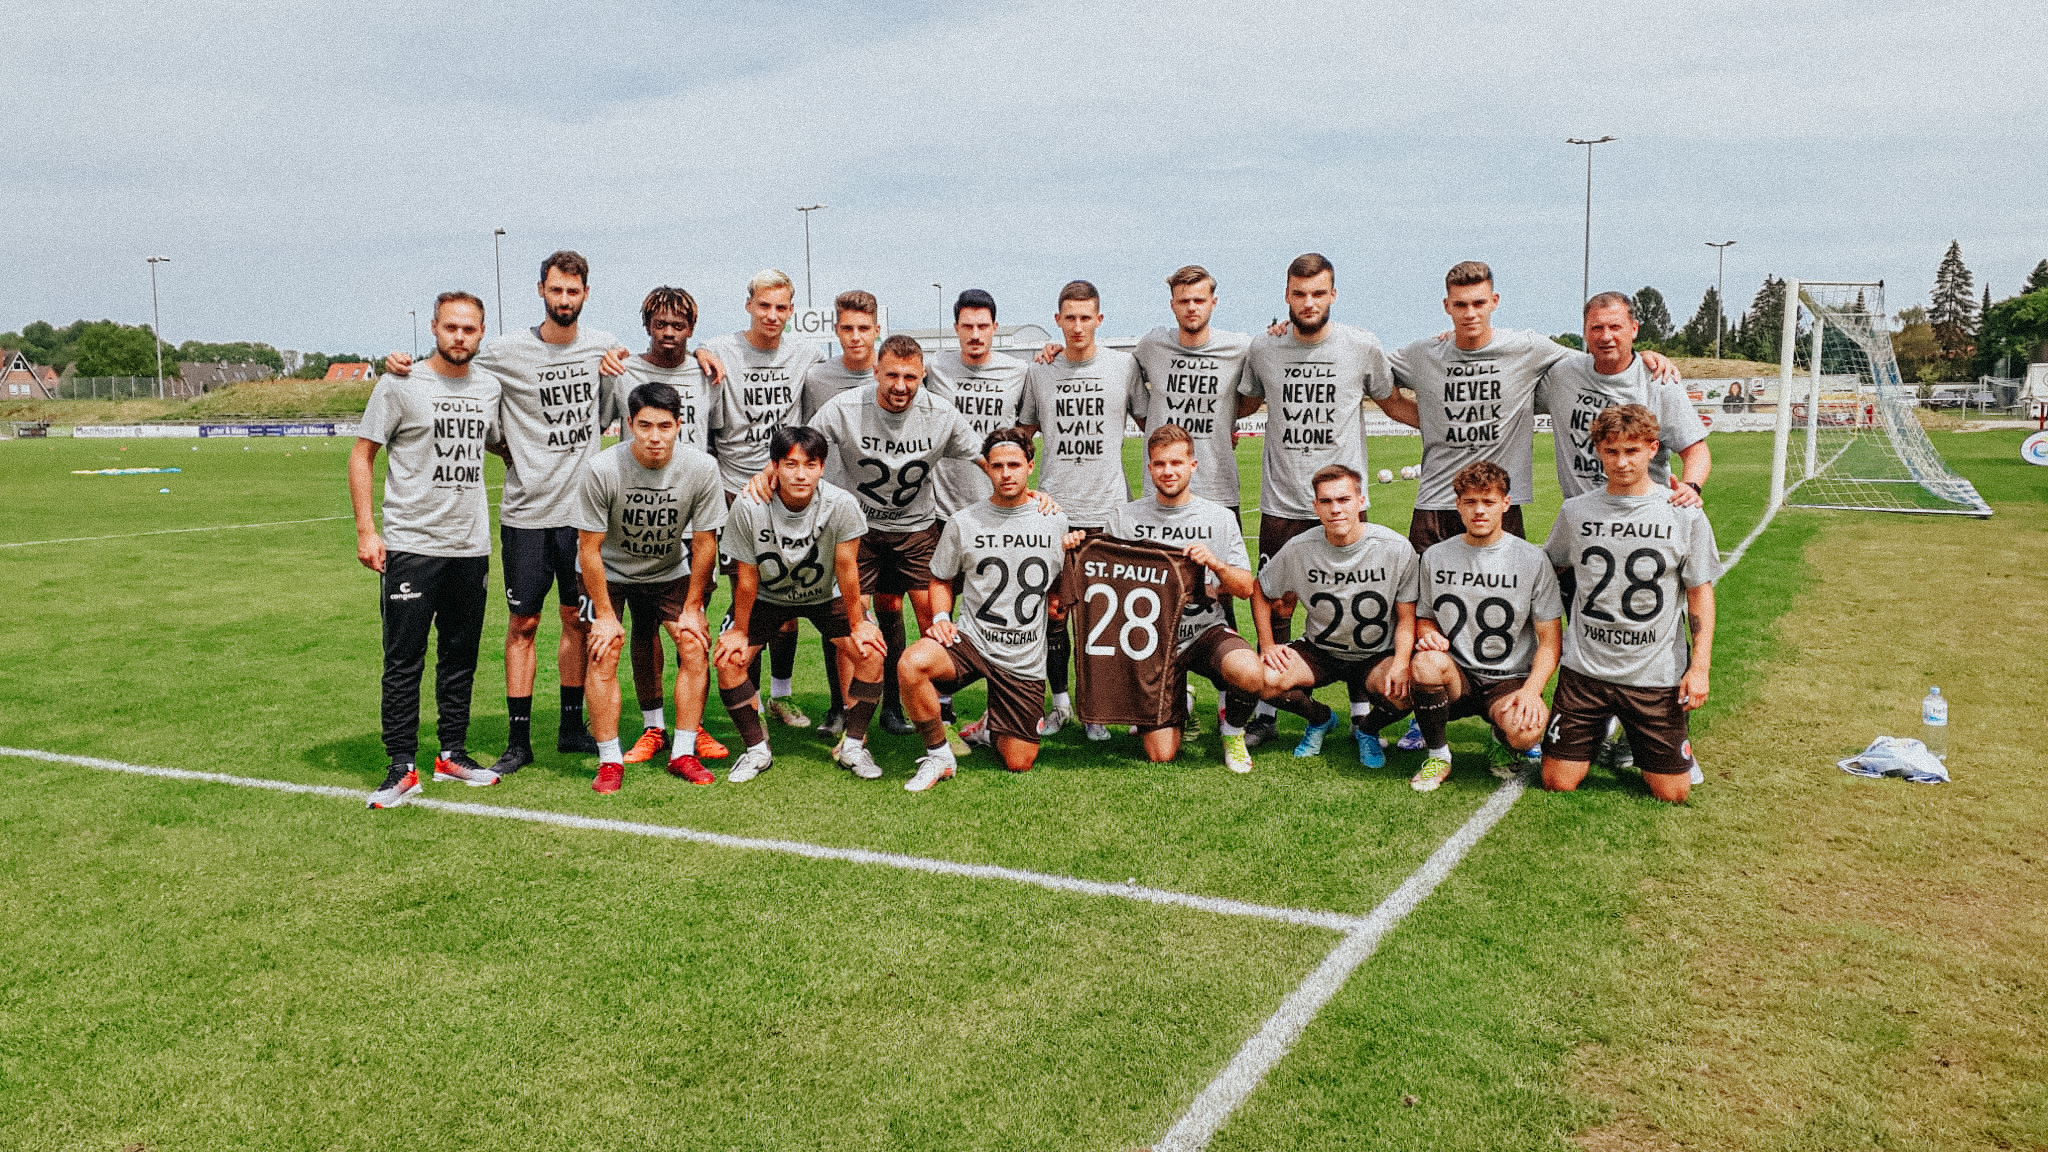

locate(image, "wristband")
(933, 611), (950, 624)
(1683, 481), (1704, 495)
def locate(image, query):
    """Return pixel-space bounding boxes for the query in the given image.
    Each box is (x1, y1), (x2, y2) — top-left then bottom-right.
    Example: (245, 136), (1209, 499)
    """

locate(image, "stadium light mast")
(492, 228), (507, 335)
(933, 283), (944, 337)
(1565, 136), (1615, 306)
(1707, 240), (1737, 359)
(797, 205), (826, 308)
(146, 255), (170, 399)
(410, 310), (419, 360)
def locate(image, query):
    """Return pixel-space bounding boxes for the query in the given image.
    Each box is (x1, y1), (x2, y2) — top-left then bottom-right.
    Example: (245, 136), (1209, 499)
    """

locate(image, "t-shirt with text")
(1133, 326), (1251, 506)
(571, 441), (727, 584)
(358, 366), (501, 557)
(929, 500), (1070, 681)
(722, 482), (867, 607)
(924, 350), (1028, 514)
(1014, 348), (1144, 528)
(1389, 329), (1573, 510)
(1240, 325), (1395, 519)
(703, 332), (827, 494)
(810, 384), (982, 533)
(611, 355), (715, 452)
(1535, 353), (1707, 500)
(477, 326), (622, 529)
(1106, 494), (1249, 653)
(1542, 490), (1723, 687)
(1257, 523), (1421, 661)
(1417, 533), (1562, 680)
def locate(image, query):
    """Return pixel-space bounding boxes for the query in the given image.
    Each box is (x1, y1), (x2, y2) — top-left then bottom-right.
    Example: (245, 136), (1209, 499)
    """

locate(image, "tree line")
(0, 319), (371, 380)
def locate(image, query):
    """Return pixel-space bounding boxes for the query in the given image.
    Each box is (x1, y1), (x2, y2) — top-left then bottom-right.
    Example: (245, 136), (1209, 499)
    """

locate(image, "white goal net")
(1770, 280), (1992, 518)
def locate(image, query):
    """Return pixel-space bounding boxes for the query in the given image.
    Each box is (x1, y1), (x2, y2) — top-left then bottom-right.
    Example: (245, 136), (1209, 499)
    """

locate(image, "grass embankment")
(0, 377), (374, 425)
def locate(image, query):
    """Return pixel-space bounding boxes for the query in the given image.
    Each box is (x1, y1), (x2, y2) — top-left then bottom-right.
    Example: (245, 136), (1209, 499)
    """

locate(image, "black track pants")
(380, 552), (489, 761)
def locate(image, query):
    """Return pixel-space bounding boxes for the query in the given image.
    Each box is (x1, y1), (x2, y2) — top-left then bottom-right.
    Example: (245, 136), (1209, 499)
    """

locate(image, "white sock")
(598, 737), (623, 763)
(1429, 744), (1451, 760)
(1053, 691), (1071, 709)
(1254, 701), (1277, 719)
(930, 741), (957, 767)
(641, 707), (665, 731)
(1219, 720), (1245, 737)
(1350, 701), (1370, 718)
(843, 734), (865, 747)
(771, 677), (792, 698)
(939, 694), (952, 707)
(438, 749), (456, 762)
(675, 729), (698, 755)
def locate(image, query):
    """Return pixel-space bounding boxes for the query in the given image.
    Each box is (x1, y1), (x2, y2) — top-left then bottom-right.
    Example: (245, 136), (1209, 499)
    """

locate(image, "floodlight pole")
(1566, 136), (1615, 306)
(492, 228), (507, 335)
(797, 205), (826, 308)
(410, 310), (419, 360)
(146, 256), (170, 399)
(933, 283), (944, 335)
(1707, 241), (1736, 359)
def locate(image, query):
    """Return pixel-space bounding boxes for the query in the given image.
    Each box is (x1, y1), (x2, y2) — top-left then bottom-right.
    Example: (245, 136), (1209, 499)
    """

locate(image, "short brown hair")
(1287, 253), (1334, 283)
(834, 289), (878, 321)
(1445, 261), (1493, 291)
(432, 290), (485, 324)
(1166, 265), (1215, 292)
(1057, 279), (1100, 308)
(1583, 290), (1635, 320)
(1311, 463), (1361, 497)
(1145, 423), (1195, 459)
(982, 426), (1035, 462)
(1590, 403), (1661, 446)
(876, 333), (925, 365)
(640, 285), (698, 331)
(540, 250), (589, 286)
(1450, 460), (1511, 499)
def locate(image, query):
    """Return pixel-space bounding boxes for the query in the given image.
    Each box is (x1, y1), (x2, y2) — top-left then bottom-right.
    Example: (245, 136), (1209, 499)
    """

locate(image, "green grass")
(3, 426), (2014, 1149)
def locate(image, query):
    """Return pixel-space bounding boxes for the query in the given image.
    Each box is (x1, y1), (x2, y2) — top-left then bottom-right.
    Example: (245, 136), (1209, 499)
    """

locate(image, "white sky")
(5, 0), (2043, 355)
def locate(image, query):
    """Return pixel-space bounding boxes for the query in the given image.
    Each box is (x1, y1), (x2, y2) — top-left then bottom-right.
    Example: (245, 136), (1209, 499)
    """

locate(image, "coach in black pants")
(348, 291), (507, 808)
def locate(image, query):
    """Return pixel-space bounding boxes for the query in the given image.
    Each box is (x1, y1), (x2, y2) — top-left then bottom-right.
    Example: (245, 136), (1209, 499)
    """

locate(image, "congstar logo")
(389, 581), (424, 601)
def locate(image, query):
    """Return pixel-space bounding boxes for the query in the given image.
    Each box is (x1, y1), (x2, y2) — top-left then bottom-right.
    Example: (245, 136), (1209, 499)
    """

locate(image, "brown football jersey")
(1060, 536), (1208, 727)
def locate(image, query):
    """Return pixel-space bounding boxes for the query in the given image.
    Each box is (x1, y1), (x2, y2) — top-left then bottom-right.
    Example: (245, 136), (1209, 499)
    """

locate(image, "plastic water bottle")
(1920, 687), (1948, 762)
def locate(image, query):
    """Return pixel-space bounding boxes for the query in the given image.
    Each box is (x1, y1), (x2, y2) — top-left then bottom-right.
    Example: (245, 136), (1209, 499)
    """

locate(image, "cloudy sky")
(6, 0), (2043, 356)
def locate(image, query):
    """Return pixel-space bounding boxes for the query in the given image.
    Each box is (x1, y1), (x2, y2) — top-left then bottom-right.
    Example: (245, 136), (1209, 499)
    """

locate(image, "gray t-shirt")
(1240, 324), (1395, 520)
(703, 332), (827, 494)
(1014, 348), (1144, 528)
(924, 350), (1029, 515)
(1536, 353), (1708, 500)
(1133, 327), (1251, 507)
(722, 481), (867, 607)
(1417, 533), (1563, 680)
(1390, 329), (1573, 510)
(930, 499), (1070, 681)
(1256, 522), (1420, 661)
(571, 441), (727, 584)
(798, 357), (873, 423)
(1106, 495), (1249, 653)
(1542, 490), (1724, 687)
(357, 366), (501, 558)
(477, 326), (622, 530)
(810, 384), (982, 533)
(611, 355), (715, 452)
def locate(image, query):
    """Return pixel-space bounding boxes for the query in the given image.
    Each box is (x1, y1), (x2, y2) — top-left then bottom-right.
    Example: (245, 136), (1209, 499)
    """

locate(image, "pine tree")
(1632, 287), (1673, 343)
(1733, 275), (1787, 362)
(1679, 287), (1725, 357)
(1929, 240), (1977, 360)
(2028, 260), (2048, 294)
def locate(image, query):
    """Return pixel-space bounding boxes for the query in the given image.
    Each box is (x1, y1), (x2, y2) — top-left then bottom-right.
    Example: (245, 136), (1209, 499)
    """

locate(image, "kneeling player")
(1250, 465), (1420, 760)
(1540, 404), (1721, 804)
(898, 429), (1070, 790)
(1406, 460), (1562, 792)
(713, 427), (888, 782)
(1106, 425), (1265, 773)
(574, 382), (727, 793)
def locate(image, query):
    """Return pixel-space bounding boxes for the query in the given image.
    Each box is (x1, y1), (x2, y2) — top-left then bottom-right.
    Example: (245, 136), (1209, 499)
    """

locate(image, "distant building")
(1, 350), (60, 399)
(324, 362), (375, 381)
(179, 361), (275, 394)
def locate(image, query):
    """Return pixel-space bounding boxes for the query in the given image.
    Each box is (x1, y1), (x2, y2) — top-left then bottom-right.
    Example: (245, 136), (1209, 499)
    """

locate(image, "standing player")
(704, 270), (828, 730)
(1541, 404), (1721, 804)
(713, 427), (888, 783)
(610, 286), (729, 769)
(1239, 253), (1417, 754)
(797, 290), (881, 736)
(1132, 266), (1255, 508)
(353, 292), (503, 808)
(1249, 465), (1420, 759)
(1406, 461), (1562, 792)
(1541, 291), (1711, 506)
(573, 382), (726, 793)
(898, 429), (1070, 791)
(1012, 280), (1145, 740)
(1104, 425), (1265, 773)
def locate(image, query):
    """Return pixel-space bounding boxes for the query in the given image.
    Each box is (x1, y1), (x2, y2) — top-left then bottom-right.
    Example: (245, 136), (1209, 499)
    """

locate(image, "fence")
(56, 376), (205, 400)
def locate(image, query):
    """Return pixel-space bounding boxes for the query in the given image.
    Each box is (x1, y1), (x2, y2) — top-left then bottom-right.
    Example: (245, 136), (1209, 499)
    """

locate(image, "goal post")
(1768, 279), (1992, 518)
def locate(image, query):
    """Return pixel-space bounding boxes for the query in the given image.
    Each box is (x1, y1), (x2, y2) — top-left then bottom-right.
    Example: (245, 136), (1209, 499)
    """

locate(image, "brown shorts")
(1285, 639), (1390, 692)
(745, 597), (854, 646)
(1545, 664), (1692, 774)
(1407, 504), (1525, 553)
(1448, 673), (1526, 725)
(859, 521), (943, 597)
(1256, 514), (1324, 570)
(935, 633), (1045, 746)
(579, 577), (691, 628)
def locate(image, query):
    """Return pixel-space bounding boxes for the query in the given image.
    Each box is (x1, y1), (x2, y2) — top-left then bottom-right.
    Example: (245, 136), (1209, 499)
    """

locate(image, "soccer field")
(3, 429), (2041, 1150)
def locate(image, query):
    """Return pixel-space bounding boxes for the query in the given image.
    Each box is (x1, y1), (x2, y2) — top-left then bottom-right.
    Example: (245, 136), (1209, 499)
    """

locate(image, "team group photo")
(5, 2), (2043, 1149)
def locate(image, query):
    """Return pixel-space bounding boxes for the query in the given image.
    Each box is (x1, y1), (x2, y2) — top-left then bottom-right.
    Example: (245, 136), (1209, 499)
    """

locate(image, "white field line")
(0, 746), (1362, 933)
(1154, 776), (1527, 1152)
(1, 516), (352, 548)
